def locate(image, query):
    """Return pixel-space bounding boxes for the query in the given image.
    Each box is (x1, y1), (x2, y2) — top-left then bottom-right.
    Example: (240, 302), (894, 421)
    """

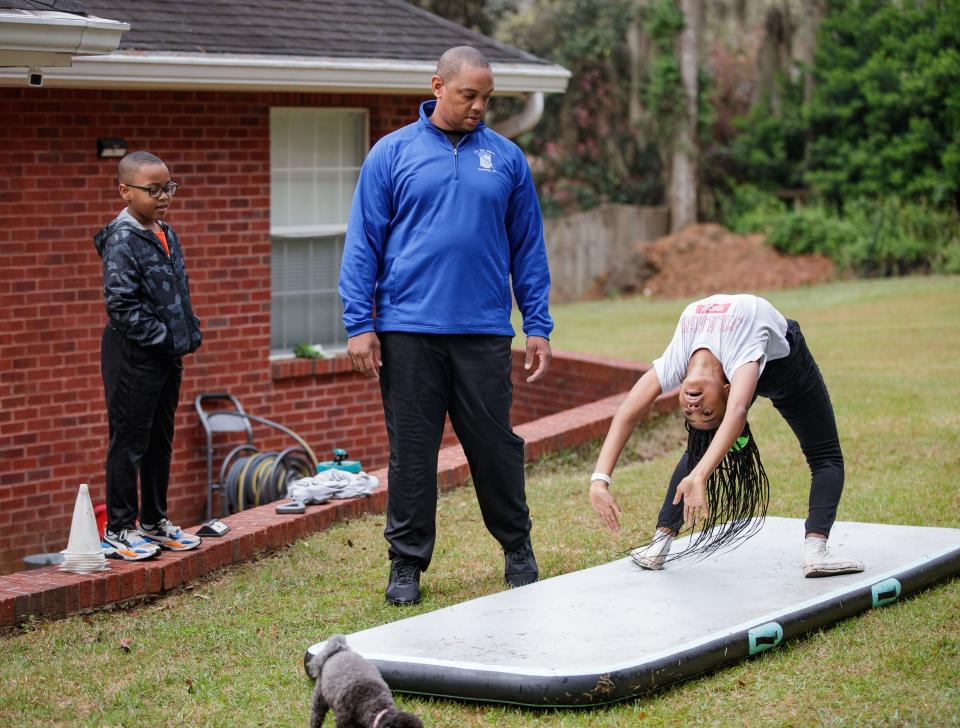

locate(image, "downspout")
(491, 91), (544, 139)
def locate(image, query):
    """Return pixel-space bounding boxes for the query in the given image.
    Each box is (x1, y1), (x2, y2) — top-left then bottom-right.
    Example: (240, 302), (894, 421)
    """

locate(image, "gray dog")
(307, 634), (424, 728)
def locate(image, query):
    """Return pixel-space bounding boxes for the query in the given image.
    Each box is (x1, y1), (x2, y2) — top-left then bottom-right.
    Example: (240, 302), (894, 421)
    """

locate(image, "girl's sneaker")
(137, 519), (202, 551)
(801, 536), (864, 577)
(102, 528), (161, 561)
(630, 530), (673, 570)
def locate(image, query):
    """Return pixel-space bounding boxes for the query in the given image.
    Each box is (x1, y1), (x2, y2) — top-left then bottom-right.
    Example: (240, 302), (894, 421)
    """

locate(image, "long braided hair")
(634, 420), (770, 564)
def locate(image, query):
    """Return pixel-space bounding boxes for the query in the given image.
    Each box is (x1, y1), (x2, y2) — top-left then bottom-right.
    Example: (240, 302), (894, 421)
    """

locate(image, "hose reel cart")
(195, 393), (319, 518)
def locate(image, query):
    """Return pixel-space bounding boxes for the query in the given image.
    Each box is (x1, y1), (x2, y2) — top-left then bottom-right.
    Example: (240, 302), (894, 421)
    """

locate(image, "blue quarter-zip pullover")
(339, 100), (553, 339)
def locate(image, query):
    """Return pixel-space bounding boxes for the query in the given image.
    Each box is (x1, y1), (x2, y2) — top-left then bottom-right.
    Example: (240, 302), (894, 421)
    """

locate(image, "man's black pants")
(101, 324), (182, 533)
(379, 333), (531, 571)
(656, 319), (845, 537)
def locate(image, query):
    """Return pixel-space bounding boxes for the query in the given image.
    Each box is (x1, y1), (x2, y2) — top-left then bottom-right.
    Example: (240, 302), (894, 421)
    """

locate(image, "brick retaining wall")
(0, 370), (677, 629)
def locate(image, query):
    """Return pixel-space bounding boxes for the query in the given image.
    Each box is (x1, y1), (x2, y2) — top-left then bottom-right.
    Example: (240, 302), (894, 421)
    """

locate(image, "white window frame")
(269, 107), (369, 357)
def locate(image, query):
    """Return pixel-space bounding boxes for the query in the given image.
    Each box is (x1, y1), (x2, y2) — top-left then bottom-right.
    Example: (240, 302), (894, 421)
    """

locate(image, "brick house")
(0, 0), (576, 575)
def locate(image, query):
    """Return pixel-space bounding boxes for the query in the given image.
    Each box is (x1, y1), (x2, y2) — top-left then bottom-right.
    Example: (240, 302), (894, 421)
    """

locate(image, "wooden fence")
(543, 203), (669, 301)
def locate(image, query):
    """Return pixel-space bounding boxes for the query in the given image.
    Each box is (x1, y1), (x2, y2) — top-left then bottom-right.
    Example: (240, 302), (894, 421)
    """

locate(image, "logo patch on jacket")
(476, 148), (496, 172)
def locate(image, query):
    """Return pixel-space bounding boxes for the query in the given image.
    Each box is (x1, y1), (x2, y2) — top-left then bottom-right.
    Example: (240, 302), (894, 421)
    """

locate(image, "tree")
(406, 0), (514, 37)
(419, 0), (717, 223)
(670, 0), (702, 231)
(497, 0), (693, 215)
(800, 0), (822, 104)
(497, 0), (667, 214)
(806, 0), (960, 209)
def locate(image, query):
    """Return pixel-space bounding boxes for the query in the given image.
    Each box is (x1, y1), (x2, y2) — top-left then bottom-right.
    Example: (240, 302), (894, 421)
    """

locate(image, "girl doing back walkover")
(589, 293), (864, 576)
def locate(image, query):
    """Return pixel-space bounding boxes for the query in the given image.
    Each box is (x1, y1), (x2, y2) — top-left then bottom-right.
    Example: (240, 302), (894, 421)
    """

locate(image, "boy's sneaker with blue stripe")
(102, 528), (161, 561)
(137, 519), (202, 551)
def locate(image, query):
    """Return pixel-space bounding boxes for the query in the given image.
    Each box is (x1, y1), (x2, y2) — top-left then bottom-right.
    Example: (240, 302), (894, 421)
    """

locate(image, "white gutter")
(0, 10), (129, 67)
(0, 50), (570, 94)
(491, 91), (545, 139)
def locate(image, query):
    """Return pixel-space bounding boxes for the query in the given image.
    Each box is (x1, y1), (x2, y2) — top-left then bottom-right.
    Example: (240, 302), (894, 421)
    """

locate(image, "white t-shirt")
(652, 294), (790, 392)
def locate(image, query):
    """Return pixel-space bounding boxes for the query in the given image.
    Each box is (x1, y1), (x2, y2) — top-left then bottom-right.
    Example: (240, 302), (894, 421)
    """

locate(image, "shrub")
(807, 0), (960, 208)
(764, 206), (857, 261)
(840, 199), (960, 275)
(293, 343), (328, 359)
(753, 198), (960, 276)
(717, 184), (788, 235)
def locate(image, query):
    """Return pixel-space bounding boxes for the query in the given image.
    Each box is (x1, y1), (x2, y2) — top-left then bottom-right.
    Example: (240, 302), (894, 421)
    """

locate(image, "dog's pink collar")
(372, 707), (389, 728)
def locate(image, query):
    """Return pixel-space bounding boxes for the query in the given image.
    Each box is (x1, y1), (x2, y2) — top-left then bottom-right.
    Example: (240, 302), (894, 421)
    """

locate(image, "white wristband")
(590, 472), (612, 486)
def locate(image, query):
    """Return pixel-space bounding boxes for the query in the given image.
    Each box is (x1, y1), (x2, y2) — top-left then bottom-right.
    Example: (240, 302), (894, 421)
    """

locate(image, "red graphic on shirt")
(695, 303), (731, 314)
(681, 312), (744, 333)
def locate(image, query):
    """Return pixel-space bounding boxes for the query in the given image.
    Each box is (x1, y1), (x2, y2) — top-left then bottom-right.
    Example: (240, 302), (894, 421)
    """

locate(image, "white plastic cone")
(59, 483), (108, 573)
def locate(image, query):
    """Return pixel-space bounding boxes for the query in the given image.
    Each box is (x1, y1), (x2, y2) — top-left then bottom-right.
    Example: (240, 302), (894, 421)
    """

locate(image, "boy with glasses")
(94, 151), (203, 560)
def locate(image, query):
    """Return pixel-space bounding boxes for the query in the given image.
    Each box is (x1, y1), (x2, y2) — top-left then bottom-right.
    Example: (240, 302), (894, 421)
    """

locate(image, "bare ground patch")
(595, 223), (836, 299)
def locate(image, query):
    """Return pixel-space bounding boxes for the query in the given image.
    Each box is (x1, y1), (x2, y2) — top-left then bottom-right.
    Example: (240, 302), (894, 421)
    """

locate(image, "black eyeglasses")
(125, 182), (179, 198)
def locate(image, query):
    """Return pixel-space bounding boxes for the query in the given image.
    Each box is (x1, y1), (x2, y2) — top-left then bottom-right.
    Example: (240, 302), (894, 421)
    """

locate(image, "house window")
(270, 108), (368, 353)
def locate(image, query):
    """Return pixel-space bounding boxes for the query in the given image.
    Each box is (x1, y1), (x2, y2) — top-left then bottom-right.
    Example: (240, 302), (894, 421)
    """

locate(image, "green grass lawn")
(2, 277), (959, 727)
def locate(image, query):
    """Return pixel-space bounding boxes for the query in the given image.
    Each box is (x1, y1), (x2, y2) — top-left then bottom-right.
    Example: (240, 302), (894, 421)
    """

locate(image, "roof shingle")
(80, 0), (548, 65)
(0, 0), (89, 14)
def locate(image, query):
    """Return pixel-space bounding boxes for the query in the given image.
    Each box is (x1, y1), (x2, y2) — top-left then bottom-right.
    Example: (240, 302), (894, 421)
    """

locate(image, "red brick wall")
(510, 350), (644, 424)
(0, 88), (643, 576)
(0, 87), (416, 574)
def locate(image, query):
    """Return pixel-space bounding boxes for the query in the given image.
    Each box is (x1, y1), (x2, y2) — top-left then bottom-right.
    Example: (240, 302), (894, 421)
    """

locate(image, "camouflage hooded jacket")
(94, 208), (202, 357)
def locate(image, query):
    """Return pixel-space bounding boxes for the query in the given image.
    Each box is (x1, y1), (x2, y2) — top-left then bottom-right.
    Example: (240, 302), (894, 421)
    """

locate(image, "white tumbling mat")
(305, 518), (960, 707)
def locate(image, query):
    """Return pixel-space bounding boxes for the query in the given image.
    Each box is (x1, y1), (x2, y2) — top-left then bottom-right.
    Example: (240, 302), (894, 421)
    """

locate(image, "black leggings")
(656, 319), (844, 538)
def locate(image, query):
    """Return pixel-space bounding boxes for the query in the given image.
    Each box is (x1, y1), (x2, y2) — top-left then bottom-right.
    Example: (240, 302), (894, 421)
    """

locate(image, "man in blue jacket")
(339, 46), (553, 605)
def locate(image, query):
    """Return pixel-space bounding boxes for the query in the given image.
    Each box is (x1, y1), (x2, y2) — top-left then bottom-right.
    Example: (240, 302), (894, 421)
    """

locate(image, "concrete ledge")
(0, 357), (677, 629)
(270, 354), (357, 381)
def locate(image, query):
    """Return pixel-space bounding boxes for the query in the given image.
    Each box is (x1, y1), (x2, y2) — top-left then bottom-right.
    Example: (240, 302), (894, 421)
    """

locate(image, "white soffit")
(0, 50), (570, 94)
(0, 10), (129, 67)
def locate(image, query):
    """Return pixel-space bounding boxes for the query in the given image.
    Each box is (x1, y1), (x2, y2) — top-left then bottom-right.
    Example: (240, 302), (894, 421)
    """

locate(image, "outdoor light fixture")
(97, 137), (127, 158)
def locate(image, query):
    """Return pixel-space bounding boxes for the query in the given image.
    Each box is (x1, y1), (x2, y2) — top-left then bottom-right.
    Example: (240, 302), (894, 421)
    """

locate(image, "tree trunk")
(670, 0), (701, 233)
(758, 4), (794, 115)
(626, 11), (651, 153)
(801, 0), (822, 104)
(602, 56), (633, 181)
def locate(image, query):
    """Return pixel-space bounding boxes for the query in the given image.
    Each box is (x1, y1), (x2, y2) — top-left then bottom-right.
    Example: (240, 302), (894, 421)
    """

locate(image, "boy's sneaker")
(802, 536), (864, 578)
(102, 529), (161, 561)
(631, 530), (673, 570)
(137, 519), (202, 551)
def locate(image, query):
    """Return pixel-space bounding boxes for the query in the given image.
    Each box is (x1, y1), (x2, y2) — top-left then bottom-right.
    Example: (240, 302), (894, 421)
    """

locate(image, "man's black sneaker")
(504, 538), (538, 587)
(386, 558), (421, 605)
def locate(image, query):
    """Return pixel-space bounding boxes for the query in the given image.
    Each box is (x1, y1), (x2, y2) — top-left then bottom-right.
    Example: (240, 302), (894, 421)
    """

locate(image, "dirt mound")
(596, 223), (835, 299)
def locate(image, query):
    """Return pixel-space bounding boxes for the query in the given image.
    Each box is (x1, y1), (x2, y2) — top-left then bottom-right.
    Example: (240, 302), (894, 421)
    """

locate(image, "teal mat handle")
(748, 621), (783, 655)
(871, 577), (901, 608)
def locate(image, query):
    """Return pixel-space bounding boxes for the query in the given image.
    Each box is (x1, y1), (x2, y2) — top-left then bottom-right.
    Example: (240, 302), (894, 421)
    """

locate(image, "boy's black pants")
(101, 324), (182, 532)
(657, 319), (844, 538)
(379, 333), (531, 571)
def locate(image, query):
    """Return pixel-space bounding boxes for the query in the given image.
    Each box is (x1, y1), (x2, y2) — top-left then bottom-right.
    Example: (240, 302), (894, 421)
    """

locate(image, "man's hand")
(590, 481), (622, 533)
(347, 332), (382, 380)
(673, 471), (709, 529)
(524, 335), (552, 383)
